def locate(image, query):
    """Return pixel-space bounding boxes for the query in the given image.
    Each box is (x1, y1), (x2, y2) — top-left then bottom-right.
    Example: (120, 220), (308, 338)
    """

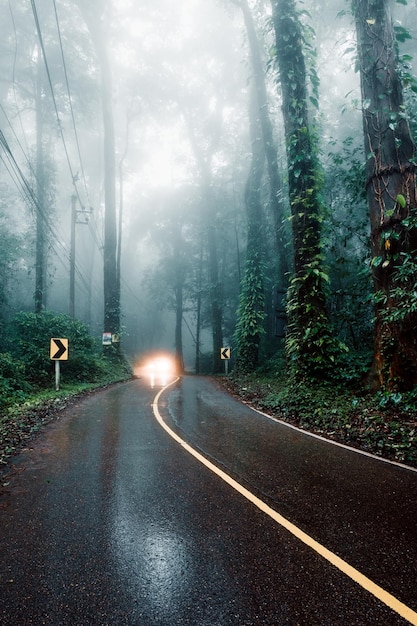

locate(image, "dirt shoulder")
(0, 380), (134, 471)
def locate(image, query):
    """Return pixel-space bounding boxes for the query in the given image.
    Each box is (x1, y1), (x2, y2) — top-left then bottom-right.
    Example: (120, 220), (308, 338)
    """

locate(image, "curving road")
(0, 375), (417, 625)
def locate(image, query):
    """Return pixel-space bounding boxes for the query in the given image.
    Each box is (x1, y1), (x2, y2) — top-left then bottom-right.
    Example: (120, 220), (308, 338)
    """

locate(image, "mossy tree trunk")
(271, 0), (336, 377)
(235, 84), (266, 373)
(353, 0), (417, 390)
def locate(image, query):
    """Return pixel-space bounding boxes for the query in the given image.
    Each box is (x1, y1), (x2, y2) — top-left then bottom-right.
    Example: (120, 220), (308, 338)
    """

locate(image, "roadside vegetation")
(0, 311), (132, 466)
(223, 356), (417, 469)
(1, 0), (417, 476)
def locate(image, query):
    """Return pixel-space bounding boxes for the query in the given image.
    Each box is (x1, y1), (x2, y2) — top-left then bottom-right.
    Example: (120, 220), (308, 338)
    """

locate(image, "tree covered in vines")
(353, 0), (417, 391)
(234, 85), (266, 372)
(270, 0), (345, 378)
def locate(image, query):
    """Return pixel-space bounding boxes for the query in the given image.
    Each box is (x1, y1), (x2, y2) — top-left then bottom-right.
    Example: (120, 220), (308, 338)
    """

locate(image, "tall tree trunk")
(206, 212), (224, 373)
(101, 39), (119, 348)
(117, 113), (131, 321)
(78, 2), (120, 352)
(235, 84), (266, 372)
(271, 0), (335, 377)
(194, 243), (204, 375)
(239, 0), (289, 285)
(34, 55), (46, 313)
(185, 118), (224, 374)
(353, 0), (417, 391)
(174, 282), (185, 374)
(173, 220), (185, 374)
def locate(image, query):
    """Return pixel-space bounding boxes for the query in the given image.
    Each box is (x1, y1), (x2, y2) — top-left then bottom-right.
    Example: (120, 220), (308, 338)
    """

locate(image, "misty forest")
(1, 0), (417, 461)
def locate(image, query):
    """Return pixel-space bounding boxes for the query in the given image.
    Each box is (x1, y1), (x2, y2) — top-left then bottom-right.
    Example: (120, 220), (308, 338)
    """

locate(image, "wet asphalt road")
(0, 375), (417, 625)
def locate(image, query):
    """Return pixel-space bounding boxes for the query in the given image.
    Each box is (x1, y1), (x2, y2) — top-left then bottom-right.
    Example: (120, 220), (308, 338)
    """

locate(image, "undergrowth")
(222, 372), (417, 468)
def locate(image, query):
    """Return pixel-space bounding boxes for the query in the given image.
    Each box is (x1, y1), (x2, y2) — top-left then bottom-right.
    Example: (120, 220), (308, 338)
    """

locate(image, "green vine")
(234, 255), (267, 373)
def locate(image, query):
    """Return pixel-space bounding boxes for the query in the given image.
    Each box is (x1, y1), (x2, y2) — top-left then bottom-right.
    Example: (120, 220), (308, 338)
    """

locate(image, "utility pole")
(69, 195), (92, 319)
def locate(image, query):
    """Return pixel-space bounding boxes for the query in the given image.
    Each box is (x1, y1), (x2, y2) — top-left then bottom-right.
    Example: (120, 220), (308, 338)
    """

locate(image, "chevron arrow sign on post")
(221, 347), (231, 374)
(221, 347), (231, 360)
(50, 338), (68, 391)
(50, 338), (68, 361)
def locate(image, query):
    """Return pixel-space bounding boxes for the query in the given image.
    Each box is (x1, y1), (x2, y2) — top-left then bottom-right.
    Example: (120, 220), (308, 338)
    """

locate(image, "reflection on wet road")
(0, 376), (416, 625)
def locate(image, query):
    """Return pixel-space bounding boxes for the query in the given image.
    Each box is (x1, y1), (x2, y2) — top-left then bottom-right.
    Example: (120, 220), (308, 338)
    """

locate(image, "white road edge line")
(152, 378), (417, 626)
(251, 405), (417, 474)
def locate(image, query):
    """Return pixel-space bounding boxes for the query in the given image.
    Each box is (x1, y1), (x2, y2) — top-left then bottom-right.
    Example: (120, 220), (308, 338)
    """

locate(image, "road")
(0, 375), (417, 625)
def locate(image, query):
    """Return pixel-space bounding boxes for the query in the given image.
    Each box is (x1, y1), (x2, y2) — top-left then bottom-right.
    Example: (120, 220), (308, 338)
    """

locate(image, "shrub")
(0, 352), (31, 409)
(10, 311), (100, 388)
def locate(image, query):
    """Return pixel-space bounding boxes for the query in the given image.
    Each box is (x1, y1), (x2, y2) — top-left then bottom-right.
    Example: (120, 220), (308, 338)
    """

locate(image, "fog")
(0, 0), (416, 371)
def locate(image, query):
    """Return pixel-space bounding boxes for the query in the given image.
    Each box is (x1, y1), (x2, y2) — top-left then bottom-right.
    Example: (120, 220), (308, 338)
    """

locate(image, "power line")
(28, 0), (106, 307)
(0, 131), (102, 308)
(3, 1), (112, 315)
(8, 0), (32, 163)
(40, 0), (105, 254)
(52, 0), (92, 211)
(0, 105), (103, 305)
(51, 0), (106, 258)
(7, 0), (105, 256)
(30, 0), (86, 211)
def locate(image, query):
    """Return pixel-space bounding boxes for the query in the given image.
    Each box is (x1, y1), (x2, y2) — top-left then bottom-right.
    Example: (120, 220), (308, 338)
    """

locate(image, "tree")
(235, 84), (266, 372)
(183, 106), (225, 374)
(76, 0), (120, 352)
(0, 208), (21, 329)
(141, 188), (201, 373)
(235, 0), (289, 285)
(324, 137), (373, 352)
(353, 0), (417, 390)
(34, 48), (53, 314)
(270, 0), (341, 377)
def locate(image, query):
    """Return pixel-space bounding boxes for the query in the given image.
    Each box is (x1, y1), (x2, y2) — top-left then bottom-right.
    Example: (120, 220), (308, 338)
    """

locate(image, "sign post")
(220, 347), (231, 374)
(55, 361), (61, 392)
(50, 338), (69, 391)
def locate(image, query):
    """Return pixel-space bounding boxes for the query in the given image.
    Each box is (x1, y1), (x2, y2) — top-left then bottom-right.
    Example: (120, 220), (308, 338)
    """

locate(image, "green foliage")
(225, 371), (417, 466)
(322, 135), (373, 350)
(9, 311), (96, 387)
(373, 214), (417, 324)
(234, 255), (267, 373)
(394, 25), (412, 44)
(284, 244), (349, 380)
(0, 210), (22, 316)
(0, 312), (132, 401)
(285, 297), (349, 380)
(270, 0), (347, 382)
(0, 353), (30, 409)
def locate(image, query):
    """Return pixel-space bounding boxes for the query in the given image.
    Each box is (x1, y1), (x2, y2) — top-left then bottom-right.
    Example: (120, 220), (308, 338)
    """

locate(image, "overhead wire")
(30, 0), (92, 216)
(51, 0), (105, 254)
(0, 130), (103, 310)
(4, 0), (144, 319)
(50, 0), (140, 311)
(8, 0), (32, 162)
(0, 0), (106, 316)
(0, 106), (93, 298)
(29, 0), (104, 305)
(0, 102), (38, 186)
(52, 0), (91, 210)
(51, 0), (104, 254)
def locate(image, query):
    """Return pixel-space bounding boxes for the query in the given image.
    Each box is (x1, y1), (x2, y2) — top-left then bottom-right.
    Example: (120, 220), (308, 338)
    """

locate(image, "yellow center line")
(152, 379), (417, 626)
